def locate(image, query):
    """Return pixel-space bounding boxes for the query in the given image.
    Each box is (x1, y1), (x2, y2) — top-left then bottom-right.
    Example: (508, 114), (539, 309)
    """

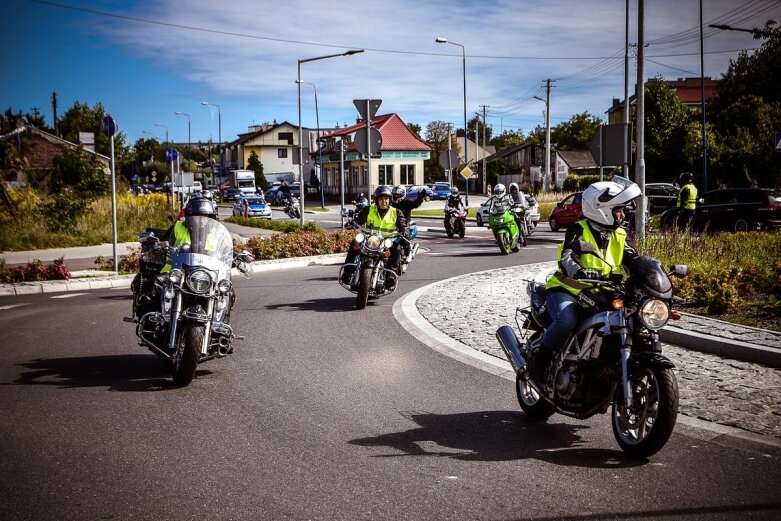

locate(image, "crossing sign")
(775, 131), (781, 152)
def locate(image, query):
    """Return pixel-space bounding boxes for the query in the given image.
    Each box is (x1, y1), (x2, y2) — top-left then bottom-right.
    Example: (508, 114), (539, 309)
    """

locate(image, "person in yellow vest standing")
(532, 178), (642, 387)
(341, 185), (408, 286)
(676, 172), (698, 231)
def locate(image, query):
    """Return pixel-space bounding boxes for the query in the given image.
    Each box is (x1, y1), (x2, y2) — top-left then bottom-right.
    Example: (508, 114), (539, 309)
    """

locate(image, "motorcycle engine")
(554, 363), (580, 401)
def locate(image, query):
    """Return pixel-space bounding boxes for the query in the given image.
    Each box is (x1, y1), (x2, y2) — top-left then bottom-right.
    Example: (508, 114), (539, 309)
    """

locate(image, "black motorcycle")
(125, 216), (253, 386)
(496, 240), (689, 458)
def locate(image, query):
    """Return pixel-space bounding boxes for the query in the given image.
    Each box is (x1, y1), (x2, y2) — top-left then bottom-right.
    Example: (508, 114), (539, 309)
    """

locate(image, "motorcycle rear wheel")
(356, 266), (371, 310)
(516, 373), (556, 420)
(172, 323), (203, 387)
(611, 365), (679, 458)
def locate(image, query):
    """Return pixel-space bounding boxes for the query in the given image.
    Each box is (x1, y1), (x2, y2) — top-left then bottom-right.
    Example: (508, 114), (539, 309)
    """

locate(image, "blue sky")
(1, 0), (778, 146)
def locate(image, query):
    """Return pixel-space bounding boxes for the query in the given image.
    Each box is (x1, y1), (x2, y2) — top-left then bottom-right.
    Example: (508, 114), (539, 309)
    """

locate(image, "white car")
(476, 195), (540, 232)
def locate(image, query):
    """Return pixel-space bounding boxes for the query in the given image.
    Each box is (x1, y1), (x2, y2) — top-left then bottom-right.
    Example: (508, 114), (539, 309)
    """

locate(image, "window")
(378, 165), (394, 186)
(278, 148), (288, 158)
(278, 132), (293, 144)
(400, 164), (415, 185)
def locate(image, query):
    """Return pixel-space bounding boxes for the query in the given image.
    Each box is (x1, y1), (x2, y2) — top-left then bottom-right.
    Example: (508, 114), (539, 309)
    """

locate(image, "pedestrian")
(243, 197), (249, 218)
(676, 172), (697, 232)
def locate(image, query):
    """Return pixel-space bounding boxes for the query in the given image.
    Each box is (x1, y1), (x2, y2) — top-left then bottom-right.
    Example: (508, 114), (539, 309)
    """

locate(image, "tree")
(550, 111), (602, 150)
(467, 115), (493, 143)
(407, 123), (422, 137)
(52, 145), (108, 197)
(58, 101), (129, 161)
(490, 129), (525, 151)
(247, 150), (267, 190)
(641, 78), (692, 182)
(424, 120), (462, 181)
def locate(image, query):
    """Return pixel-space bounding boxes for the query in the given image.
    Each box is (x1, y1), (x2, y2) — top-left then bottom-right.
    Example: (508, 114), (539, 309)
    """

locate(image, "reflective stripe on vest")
(546, 219), (627, 295)
(365, 205), (398, 235)
(677, 183), (698, 210)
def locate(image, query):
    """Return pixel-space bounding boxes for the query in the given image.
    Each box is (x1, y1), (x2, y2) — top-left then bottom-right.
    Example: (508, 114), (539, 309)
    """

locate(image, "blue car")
(233, 196), (272, 219)
(427, 182), (452, 200)
(405, 185), (433, 202)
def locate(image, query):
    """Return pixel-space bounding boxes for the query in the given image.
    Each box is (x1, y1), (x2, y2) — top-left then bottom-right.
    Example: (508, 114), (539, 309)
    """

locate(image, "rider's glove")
(403, 227), (411, 239)
(576, 269), (601, 280)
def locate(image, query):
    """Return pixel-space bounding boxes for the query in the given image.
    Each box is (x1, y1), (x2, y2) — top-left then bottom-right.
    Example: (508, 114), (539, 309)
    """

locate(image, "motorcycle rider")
(390, 185), (424, 263)
(676, 172), (697, 231)
(508, 182), (530, 230)
(341, 185), (408, 286)
(443, 187), (466, 230)
(534, 178), (642, 387)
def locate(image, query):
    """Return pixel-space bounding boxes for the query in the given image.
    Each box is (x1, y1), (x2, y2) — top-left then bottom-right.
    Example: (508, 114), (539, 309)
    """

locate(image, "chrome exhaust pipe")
(496, 325), (527, 374)
(217, 336), (231, 357)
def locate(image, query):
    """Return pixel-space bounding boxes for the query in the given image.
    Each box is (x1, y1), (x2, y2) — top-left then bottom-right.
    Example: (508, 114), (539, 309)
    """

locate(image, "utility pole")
(479, 105), (488, 195)
(623, 0), (630, 178)
(635, 0), (647, 242)
(544, 79), (554, 191)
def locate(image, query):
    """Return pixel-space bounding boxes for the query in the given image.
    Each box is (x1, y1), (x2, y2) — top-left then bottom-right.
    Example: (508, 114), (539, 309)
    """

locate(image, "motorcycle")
(444, 206), (467, 238)
(487, 198), (525, 254)
(398, 219), (420, 275)
(283, 195), (301, 219)
(338, 222), (409, 310)
(495, 240), (689, 458)
(125, 216), (254, 386)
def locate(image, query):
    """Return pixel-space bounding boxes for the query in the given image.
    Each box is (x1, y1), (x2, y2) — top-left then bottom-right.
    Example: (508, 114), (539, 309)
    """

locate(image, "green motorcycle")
(488, 198), (527, 255)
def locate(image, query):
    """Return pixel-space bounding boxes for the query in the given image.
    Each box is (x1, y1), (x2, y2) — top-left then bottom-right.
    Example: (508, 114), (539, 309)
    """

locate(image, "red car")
(549, 192), (583, 231)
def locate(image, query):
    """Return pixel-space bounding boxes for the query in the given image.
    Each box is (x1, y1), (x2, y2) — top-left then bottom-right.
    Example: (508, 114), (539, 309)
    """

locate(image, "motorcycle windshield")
(630, 256), (673, 299)
(172, 216), (235, 269)
(489, 198), (511, 215)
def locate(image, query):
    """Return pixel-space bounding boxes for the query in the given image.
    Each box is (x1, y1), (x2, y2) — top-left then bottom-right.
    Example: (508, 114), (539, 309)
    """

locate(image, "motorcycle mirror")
(670, 264), (689, 278)
(341, 208), (350, 217)
(179, 243), (191, 253)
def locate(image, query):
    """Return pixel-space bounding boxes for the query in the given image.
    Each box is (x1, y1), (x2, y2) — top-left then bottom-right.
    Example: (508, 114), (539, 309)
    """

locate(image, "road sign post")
(103, 116), (118, 274)
(353, 99), (382, 190)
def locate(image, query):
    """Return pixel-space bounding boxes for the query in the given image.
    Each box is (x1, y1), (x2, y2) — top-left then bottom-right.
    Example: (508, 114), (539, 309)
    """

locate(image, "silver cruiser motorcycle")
(496, 241), (689, 458)
(125, 216), (253, 386)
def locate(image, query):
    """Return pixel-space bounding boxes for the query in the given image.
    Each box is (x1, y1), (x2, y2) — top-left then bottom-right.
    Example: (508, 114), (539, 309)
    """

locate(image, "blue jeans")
(542, 290), (579, 352)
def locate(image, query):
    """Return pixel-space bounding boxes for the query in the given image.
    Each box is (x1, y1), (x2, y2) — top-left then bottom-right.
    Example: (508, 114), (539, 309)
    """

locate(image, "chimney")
(356, 118), (363, 124)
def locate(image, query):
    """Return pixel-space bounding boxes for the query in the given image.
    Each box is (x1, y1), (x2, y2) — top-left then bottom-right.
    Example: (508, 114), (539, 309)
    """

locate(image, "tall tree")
(490, 129), (525, 151)
(424, 120), (462, 181)
(550, 111), (602, 150)
(407, 122), (422, 138)
(58, 101), (129, 160)
(641, 78), (692, 182)
(247, 150), (267, 190)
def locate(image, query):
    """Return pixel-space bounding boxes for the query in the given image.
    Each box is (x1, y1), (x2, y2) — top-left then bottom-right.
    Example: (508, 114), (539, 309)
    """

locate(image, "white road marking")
(50, 293), (89, 299)
(0, 303), (30, 310)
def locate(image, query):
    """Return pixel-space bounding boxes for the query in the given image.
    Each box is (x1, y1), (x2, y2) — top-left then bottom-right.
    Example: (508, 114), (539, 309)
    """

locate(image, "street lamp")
(297, 49), (364, 225)
(201, 101), (222, 184)
(708, 23), (776, 36)
(435, 37), (469, 205)
(174, 111), (191, 164)
(296, 79), (325, 209)
(154, 123), (168, 144)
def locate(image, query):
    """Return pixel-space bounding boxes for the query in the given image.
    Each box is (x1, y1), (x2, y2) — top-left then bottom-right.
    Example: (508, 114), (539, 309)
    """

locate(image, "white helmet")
(581, 176), (641, 229)
(493, 183), (506, 197)
(391, 185), (406, 203)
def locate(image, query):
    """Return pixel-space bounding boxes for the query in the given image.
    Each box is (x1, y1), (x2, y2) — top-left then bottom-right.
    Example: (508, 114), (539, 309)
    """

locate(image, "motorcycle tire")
(520, 222), (528, 247)
(172, 323), (203, 387)
(356, 266), (371, 310)
(611, 365), (679, 459)
(497, 232), (511, 255)
(457, 220), (465, 238)
(446, 228), (454, 238)
(516, 373), (556, 420)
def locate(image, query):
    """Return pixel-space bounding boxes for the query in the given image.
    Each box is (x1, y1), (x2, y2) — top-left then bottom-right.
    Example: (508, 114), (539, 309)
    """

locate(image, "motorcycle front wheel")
(172, 323), (203, 387)
(497, 231), (511, 255)
(456, 219), (465, 238)
(516, 373), (556, 420)
(611, 365), (679, 458)
(356, 266), (371, 310)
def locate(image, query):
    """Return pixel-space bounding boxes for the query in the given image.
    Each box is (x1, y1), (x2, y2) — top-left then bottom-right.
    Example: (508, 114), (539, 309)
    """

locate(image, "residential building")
(487, 143), (596, 191)
(318, 113), (432, 199)
(607, 76), (719, 124)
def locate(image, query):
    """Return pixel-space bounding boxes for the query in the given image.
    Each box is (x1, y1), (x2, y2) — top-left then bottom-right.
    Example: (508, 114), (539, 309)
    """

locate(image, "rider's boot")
(530, 343), (554, 388)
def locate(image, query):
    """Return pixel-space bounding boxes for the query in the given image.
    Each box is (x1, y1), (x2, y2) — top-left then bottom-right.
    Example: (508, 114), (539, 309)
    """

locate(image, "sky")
(1, 0), (779, 147)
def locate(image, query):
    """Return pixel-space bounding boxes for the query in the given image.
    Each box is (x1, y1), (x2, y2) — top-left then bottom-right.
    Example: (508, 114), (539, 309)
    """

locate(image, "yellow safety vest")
(365, 205), (398, 235)
(161, 220), (217, 272)
(546, 219), (627, 296)
(677, 183), (697, 210)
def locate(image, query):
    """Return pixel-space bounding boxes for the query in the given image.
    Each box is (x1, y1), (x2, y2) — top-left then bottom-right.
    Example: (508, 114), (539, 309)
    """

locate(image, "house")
(0, 125), (111, 187)
(225, 121), (324, 184)
(607, 76), (719, 124)
(487, 143), (596, 191)
(318, 113), (432, 198)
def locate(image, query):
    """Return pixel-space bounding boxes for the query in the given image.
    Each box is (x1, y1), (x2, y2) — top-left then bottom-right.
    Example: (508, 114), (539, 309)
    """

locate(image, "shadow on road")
(264, 296), (358, 312)
(349, 410), (646, 469)
(11, 354), (211, 392)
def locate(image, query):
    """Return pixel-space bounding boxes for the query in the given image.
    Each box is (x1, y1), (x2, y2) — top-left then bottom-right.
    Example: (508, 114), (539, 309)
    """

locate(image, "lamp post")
(435, 37), (468, 205)
(297, 49), (364, 226)
(296, 79), (325, 209)
(154, 123), (168, 144)
(174, 111), (191, 165)
(201, 101), (222, 185)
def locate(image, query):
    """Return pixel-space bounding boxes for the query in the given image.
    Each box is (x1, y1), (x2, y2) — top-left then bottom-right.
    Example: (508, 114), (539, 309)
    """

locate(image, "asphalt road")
(2, 227), (780, 520)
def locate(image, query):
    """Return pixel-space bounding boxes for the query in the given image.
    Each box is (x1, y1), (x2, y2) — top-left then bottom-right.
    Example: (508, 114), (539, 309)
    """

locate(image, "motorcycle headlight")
(367, 235), (382, 249)
(187, 269), (212, 294)
(355, 233), (365, 244)
(383, 237), (394, 249)
(217, 279), (232, 294)
(639, 298), (670, 330)
(168, 269), (184, 285)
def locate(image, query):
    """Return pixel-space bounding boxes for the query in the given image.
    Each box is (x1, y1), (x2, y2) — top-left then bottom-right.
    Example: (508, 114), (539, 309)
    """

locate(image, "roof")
(322, 113), (432, 152)
(228, 121), (299, 147)
(558, 150), (597, 170)
(0, 125), (110, 164)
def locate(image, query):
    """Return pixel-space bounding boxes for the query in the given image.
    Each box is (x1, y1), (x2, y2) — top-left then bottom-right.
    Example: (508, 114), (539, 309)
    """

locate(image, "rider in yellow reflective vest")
(534, 178), (642, 385)
(676, 172), (698, 231)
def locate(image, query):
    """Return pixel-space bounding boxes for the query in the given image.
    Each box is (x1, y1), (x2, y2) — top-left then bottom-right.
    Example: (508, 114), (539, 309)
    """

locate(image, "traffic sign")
(166, 148), (179, 161)
(775, 131), (781, 152)
(439, 150), (460, 171)
(460, 165), (474, 179)
(353, 99), (382, 121)
(354, 127), (382, 156)
(102, 115), (116, 137)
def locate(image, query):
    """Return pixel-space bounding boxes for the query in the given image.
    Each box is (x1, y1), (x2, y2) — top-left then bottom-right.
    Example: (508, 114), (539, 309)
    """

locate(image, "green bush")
(225, 216), (321, 234)
(244, 229), (353, 260)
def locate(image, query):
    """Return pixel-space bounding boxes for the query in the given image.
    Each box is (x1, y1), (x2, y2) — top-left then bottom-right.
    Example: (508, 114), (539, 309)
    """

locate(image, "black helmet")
(374, 185), (392, 199)
(184, 195), (218, 219)
(679, 172), (693, 184)
(391, 185), (406, 203)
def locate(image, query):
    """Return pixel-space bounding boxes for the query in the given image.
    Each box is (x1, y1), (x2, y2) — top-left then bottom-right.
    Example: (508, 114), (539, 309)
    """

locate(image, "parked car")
(427, 182), (452, 200)
(264, 182), (281, 203)
(660, 187), (781, 233)
(232, 195), (272, 219)
(221, 187), (243, 202)
(549, 191), (583, 231)
(477, 195), (540, 228)
(405, 185), (434, 202)
(645, 183), (679, 213)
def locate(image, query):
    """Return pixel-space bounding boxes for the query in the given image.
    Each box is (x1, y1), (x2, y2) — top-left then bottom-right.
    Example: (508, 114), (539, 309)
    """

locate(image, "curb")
(661, 326), (781, 369)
